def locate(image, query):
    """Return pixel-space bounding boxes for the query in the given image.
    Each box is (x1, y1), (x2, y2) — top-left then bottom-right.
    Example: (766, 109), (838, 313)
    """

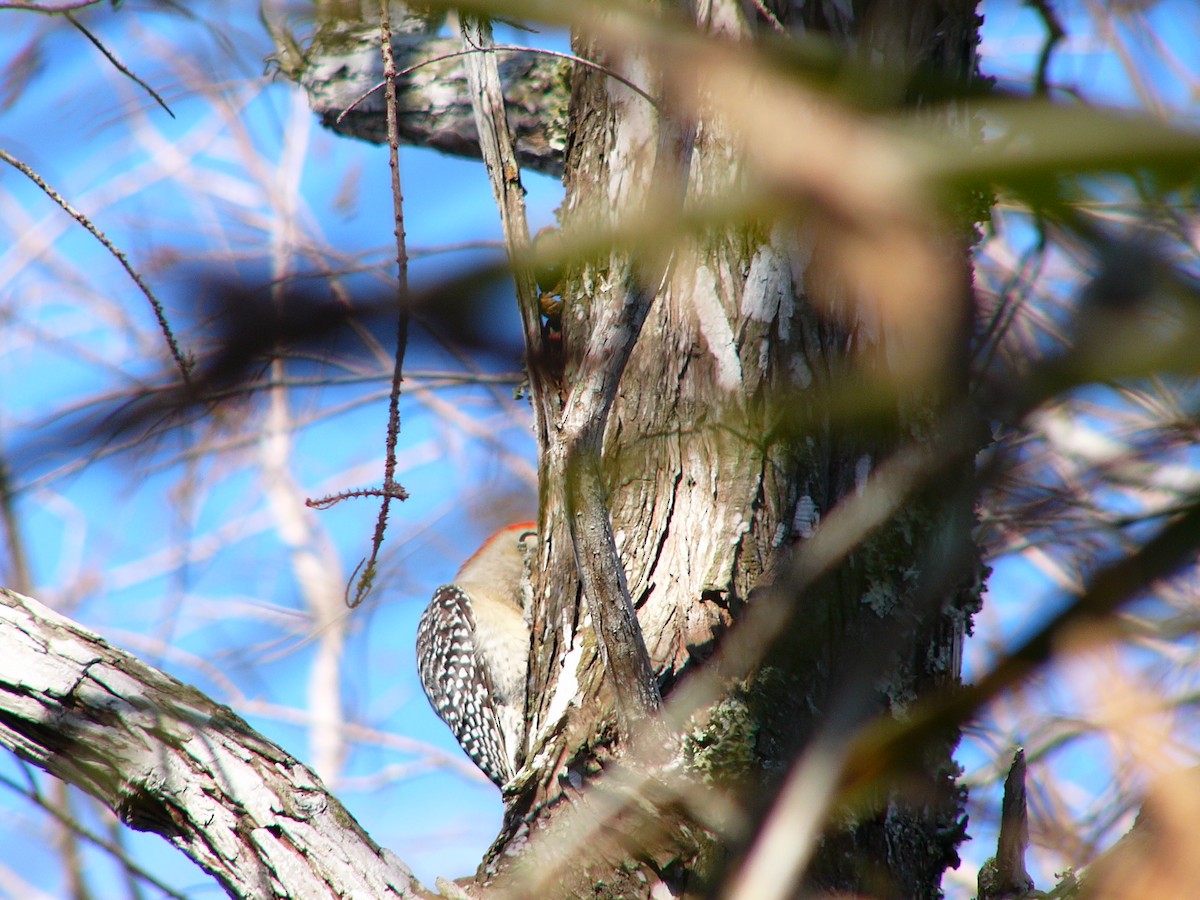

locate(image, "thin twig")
(65, 11), (175, 117)
(0, 458), (33, 597)
(308, 485), (406, 510)
(347, 0), (413, 609)
(0, 149), (192, 384)
(336, 42), (660, 123)
(0, 774), (190, 900)
(50, 781), (90, 900)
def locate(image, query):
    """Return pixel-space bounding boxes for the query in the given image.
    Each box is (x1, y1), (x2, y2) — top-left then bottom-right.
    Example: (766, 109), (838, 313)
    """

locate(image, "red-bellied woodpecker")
(416, 522), (536, 787)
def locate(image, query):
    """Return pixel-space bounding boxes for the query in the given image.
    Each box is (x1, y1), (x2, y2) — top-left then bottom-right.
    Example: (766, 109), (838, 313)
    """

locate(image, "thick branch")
(456, 14), (550, 447)
(559, 262), (664, 734)
(277, 12), (569, 178)
(0, 588), (423, 900)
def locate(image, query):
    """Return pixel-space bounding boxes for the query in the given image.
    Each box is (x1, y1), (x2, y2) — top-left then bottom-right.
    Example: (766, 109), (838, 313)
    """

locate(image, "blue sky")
(0, 1), (1196, 897)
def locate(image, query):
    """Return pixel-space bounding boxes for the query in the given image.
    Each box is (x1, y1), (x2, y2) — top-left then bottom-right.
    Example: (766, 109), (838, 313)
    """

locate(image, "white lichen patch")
(605, 53), (657, 210)
(541, 624), (583, 733)
(789, 353), (814, 388)
(692, 264), (743, 392)
(794, 495), (819, 538)
(742, 243), (789, 329)
(0, 628), (70, 695)
(855, 454), (873, 495)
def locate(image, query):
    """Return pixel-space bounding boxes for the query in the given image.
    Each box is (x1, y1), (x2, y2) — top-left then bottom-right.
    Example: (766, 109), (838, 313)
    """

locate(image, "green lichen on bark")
(858, 503), (931, 618)
(683, 690), (758, 787)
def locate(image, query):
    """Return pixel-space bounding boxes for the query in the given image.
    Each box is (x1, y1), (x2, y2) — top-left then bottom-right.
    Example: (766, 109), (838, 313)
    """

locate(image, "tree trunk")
(496, 1), (987, 897)
(0, 2), (987, 898)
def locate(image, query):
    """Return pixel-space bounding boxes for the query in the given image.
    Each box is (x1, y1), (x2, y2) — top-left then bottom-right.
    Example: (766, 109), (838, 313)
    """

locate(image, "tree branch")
(456, 13), (547, 414)
(269, 11), (569, 178)
(0, 588), (423, 900)
(558, 270), (664, 732)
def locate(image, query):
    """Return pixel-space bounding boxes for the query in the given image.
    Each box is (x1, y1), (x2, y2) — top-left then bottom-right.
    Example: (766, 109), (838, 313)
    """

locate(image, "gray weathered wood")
(268, 7), (569, 177)
(0, 588), (423, 900)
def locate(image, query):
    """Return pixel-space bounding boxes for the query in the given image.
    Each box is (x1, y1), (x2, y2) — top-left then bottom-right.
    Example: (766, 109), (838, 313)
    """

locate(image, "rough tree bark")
(496, 1), (984, 897)
(0, 1), (987, 898)
(0, 588), (421, 900)
(269, 0), (570, 177)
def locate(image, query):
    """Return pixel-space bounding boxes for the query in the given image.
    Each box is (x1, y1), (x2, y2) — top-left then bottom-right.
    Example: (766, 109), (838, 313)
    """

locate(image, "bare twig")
(0, 459), (32, 598)
(458, 12), (665, 736)
(348, 0), (413, 609)
(454, 16), (548, 436)
(66, 11), (175, 118)
(259, 375), (349, 781)
(561, 417), (664, 729)
(0, 148), (192, 384)
(0, 774), (189, 900)
(50, 781), (93, 900)
(308, 485), (408, 510)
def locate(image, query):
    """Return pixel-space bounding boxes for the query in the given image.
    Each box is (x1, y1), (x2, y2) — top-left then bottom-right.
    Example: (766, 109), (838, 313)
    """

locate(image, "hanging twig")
(1025, 0), (1066, 97)
(347, 0), (413, 608)
(66, 11), (175, 117)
